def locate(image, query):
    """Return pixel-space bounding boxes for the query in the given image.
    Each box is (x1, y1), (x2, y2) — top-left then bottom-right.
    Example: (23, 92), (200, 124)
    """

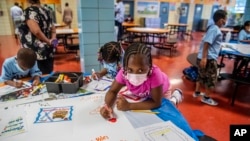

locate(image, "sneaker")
(171, 88), (184, 105)
(193, 92), (205, 98)
(201, 96), (218, 106)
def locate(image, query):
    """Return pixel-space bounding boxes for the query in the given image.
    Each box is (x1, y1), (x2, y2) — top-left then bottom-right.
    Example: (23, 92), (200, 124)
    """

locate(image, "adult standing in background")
(115, 0), (125, 41)
(44, 4), (56, 23)
(63, 2), (73, 28)
(18, 0), (57, 74)
(10, 2), (23, 39)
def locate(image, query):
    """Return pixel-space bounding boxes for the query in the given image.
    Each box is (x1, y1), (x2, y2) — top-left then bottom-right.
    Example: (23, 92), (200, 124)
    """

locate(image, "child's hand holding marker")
(100, 104), (116, 122)
(13, 79), (23, 88)
(91, 69), (100, 80)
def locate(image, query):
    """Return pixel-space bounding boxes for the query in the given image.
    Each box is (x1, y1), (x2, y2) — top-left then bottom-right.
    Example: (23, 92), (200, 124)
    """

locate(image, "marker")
(131, 110), (160, 114)
(66, 92), (94, 98)
(91, 69), (99, 80)
(30, 84), (45, 95)
(103, 104), (116, 122)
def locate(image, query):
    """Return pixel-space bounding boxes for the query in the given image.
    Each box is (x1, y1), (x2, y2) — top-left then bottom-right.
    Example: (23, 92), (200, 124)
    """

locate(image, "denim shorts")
(196, 59), (218, 88)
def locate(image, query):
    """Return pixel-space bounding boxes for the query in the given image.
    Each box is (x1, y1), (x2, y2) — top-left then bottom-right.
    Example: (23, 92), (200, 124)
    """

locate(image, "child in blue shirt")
(193, 10), (227, 106)
(0, 48), (42, 88)
(92, 41), (123, 79)
(238, 21), (250, 44)
(235, 21), (250, 75)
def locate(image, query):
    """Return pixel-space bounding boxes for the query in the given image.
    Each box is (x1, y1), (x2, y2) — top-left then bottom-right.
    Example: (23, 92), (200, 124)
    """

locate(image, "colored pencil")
(131, 110), (159, 114)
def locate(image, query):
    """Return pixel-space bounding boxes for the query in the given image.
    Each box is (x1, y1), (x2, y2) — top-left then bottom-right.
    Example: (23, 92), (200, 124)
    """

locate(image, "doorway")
(159, 2), (169, 28)
(192, 4), (203, 31)
(179, 3), (189, 24)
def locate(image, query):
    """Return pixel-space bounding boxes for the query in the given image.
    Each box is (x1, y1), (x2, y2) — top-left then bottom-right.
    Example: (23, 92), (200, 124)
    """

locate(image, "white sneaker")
(201, 96), (218, 106)
(171, 88), (184, 105)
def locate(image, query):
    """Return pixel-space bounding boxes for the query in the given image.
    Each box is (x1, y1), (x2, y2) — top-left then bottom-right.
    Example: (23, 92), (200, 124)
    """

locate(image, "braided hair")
(123, 43), (152, 69)
(98, 41), (122, 64)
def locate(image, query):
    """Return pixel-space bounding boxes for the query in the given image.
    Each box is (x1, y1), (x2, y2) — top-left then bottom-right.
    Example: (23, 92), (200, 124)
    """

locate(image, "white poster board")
(1, 94), (141, 141)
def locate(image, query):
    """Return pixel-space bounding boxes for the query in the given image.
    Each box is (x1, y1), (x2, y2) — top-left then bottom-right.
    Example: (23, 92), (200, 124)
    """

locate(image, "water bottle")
(225, 31), (231, 43)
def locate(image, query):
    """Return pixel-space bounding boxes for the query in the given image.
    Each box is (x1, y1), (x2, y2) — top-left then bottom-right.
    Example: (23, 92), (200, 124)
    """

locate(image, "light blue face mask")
(104, 61), (117, 67)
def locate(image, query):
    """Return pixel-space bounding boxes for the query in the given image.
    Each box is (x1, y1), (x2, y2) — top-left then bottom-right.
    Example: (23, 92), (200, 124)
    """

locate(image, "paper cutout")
(136, 121), (195, 141)
(0, 108), (28, 138)
(34, 106), (73, 123)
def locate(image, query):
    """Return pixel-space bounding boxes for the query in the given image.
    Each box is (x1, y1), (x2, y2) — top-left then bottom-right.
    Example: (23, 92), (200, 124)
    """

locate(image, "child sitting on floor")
(100, 43), (183, 119)
(92, 41), (123, 79)
(0, 48), (42, 88)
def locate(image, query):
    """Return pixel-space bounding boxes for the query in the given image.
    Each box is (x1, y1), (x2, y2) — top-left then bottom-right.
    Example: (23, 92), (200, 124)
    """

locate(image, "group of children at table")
(0, 40), (183, 120)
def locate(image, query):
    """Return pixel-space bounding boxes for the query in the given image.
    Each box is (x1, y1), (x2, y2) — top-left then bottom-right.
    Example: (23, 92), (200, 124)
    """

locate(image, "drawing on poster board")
(0, 116), (28, 138)
(34, 106), (73, 123)
(136, 121), (195, 141)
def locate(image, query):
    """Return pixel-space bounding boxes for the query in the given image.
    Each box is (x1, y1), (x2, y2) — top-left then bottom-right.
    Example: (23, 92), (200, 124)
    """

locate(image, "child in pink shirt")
(100, 43), (183, 119)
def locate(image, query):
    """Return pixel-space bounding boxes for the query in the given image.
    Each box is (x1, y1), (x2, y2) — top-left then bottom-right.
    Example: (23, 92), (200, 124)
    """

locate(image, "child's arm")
(32, 75), (41, 86)
(4, 80), (23, 88)
(30, 62), (42, 85)
(92, 68), (107, 80)
(116, 85), (162, 111)
(200, 42), (210, 68)
(100, 80), (123, 119)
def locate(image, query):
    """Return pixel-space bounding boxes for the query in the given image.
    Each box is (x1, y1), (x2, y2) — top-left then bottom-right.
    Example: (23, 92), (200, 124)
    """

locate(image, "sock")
(195, 91), (200, 94)
(170, 97), (177, 105)
(204, 95), (210, 99)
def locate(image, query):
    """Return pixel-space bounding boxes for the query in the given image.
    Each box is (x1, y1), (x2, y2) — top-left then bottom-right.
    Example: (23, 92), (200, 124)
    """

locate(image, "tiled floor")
(0, 33), (250, 141)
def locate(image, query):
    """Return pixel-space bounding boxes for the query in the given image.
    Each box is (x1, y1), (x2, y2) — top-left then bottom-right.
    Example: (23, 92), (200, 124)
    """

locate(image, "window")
(235, 0), (246, 13)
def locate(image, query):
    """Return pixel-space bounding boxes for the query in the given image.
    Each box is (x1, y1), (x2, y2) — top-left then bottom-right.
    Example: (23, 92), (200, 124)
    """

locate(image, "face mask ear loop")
(147, 67), (153, 76)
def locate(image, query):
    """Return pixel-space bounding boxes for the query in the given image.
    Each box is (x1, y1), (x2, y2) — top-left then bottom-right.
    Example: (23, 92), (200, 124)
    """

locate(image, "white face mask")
(126, 73), (148, 86)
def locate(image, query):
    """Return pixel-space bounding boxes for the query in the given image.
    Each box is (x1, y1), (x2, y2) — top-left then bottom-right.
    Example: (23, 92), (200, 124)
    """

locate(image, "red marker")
(104, 104), (116, 123)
